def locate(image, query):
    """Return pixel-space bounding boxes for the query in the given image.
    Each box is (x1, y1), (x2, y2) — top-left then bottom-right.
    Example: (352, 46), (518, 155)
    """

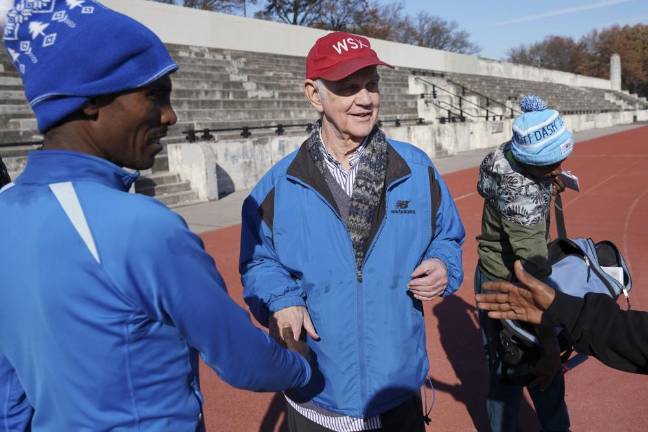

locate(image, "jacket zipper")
(289, 174), (409, 411)
(355, 175), (410, 406)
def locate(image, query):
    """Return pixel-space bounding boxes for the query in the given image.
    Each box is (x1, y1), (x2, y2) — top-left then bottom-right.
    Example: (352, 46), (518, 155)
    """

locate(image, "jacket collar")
(385, 143), (411, 187)
(287, 138), (411, 199)
(17, 150), (139, 192)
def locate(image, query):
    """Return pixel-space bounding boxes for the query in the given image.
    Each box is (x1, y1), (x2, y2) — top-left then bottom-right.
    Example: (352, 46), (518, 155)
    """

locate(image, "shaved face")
(310, 66), (381, 143)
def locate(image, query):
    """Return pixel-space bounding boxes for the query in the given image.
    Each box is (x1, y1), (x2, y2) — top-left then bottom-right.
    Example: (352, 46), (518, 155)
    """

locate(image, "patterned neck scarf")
(307, 121), (388, 276)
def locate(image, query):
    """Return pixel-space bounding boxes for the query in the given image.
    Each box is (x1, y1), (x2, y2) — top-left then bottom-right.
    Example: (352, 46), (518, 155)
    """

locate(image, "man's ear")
(304, 79), (324, 114)
(81, 98), (100, 119)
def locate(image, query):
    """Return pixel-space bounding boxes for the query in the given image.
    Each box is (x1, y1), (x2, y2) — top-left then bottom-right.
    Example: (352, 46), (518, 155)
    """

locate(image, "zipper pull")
(357, 269), (363, 283)
(584, 255), (591, 282)
(623, 288), (631, 310)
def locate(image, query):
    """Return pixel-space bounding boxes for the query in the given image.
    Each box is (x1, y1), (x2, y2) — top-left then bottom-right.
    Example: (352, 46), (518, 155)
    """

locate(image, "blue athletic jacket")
(240, 139), (465, 417)
(0, 151), (311, 431)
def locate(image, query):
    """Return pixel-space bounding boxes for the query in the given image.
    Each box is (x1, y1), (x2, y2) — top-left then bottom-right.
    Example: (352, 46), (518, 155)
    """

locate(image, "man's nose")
(162, 104), (178, 126)
(355, 87), (373, 105)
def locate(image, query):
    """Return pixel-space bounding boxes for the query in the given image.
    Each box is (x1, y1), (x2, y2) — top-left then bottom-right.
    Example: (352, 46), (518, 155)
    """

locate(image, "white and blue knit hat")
(511, 95), (574, 166)
(1, 0), (178, 132)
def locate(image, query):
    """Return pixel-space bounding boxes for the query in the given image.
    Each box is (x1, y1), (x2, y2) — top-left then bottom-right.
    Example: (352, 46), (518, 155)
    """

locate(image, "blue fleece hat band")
(511, 95), (574, 166)
(3, 0), (178, 132)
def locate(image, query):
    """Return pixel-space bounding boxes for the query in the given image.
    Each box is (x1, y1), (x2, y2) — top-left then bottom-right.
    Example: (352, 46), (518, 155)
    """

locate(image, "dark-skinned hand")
(476, 260), (557, 325)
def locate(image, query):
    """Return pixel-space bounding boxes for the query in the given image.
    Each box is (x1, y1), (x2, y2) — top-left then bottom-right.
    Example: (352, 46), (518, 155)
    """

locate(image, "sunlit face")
(94, 75), (177, 170)
(313, 66), (381, 142)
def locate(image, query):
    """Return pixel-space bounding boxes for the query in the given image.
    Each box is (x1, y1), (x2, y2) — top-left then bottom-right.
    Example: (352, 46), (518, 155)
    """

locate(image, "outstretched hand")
(475, 261), (557, 325)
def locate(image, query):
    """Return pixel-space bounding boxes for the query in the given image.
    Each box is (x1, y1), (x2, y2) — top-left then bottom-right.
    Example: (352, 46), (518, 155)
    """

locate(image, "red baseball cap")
(306, 31), (393, 81)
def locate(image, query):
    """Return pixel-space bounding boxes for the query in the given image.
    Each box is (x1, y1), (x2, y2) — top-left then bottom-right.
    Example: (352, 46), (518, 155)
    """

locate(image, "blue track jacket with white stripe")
(240, 139), (465, 418)
(0, 150), (311, 431)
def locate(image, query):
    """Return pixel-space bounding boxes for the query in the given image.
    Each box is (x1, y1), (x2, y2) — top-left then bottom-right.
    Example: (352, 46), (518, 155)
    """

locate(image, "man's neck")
(43, 122), (106, 160)
(320, 121), (364, 170)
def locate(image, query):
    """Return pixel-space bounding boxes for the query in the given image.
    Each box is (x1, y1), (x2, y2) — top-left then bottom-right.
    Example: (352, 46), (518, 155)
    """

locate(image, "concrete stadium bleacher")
(0, 43), (422, 206)
(443, 72), (647, 114)
(166, 44), (420, 142)
(1, 42), (647, 206)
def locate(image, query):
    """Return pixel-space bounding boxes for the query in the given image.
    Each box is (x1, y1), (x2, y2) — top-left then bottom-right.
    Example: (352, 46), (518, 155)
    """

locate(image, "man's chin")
(347, 122), (376, 140)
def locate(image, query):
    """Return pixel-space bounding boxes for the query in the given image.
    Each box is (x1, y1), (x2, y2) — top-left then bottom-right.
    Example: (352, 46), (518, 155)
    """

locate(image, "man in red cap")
(240, 31), (465, 431)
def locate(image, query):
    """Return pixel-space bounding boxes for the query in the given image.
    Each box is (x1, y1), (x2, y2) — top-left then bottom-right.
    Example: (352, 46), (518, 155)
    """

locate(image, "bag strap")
(554, 193), (568, 239)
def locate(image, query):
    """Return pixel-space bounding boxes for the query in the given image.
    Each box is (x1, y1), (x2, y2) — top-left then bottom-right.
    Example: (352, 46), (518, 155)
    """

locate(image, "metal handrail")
(0, 140), (44, 148)
(426, 99), (466, 123)
(414, 75), (505, 120)
(182, 116), (425, 142)
(443, 77), (522, 117)
(422, 95), (505, 121)
(415, 74), (522, 117)
(377, 116), (425, 127)
(412, 70), (517, 114)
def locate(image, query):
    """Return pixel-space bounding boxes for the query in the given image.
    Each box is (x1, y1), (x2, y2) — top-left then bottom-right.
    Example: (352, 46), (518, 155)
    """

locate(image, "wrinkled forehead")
(329, 66), (379, 85)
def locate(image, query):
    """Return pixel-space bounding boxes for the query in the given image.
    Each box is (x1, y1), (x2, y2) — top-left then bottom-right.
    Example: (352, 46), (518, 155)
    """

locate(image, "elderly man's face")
(93, 75), (177, 170)
(311, 66), (380, 141)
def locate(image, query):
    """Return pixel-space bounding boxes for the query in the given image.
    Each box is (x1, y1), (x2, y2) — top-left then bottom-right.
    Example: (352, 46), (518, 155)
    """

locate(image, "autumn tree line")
(509, 25), (648, 97)
(152, 1), (648, 97)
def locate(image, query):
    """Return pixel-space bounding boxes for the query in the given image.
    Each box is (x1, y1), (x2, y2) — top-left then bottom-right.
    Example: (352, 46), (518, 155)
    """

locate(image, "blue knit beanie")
(511, 95), (574, 166)
(2, 0), (178, 132)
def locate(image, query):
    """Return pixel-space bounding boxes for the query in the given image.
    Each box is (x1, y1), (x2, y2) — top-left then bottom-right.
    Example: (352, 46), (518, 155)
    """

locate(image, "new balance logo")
(331, 37), (370, 55)
(392, 200), (415, 214)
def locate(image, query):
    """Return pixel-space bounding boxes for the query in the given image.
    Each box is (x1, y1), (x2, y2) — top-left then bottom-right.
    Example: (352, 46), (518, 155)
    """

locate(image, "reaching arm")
(477, 260), (648, 374)
(126, 207), (311, 392)
(545, 290), (648, 374)
(239, 192), (307, 326)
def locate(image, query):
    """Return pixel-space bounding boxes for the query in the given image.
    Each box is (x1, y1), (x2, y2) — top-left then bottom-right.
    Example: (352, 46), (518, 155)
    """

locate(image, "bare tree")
(399, 12), (479, 54)
(352, 5), (479, 55)
(151, 0), (480, 55)
(254, 0), (322, 26)
(315, 0), (369, 31)
(352, 2), (408, 41)
(150, 0), (257, 16)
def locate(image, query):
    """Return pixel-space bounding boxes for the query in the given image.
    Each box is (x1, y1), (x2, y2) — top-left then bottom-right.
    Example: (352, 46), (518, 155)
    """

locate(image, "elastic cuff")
(427, 256), (448, 273)
(542, 290), (584, 332)
(267, 295), (306, 314)
(297, 355), (312, 388)
(426, 255), (454, 296)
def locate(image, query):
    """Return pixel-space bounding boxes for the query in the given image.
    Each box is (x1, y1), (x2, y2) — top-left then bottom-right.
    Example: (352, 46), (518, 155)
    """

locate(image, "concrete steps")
(0, 42), (423, 206)
(0, 144), (39, 179)
(0, 129), (43, 146)
(446, 72), (625, 114)
(0, 145), (196, 209)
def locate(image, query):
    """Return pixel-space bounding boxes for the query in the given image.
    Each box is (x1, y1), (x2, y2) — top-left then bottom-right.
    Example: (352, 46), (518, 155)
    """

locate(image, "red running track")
(198, 126), (648, 431)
